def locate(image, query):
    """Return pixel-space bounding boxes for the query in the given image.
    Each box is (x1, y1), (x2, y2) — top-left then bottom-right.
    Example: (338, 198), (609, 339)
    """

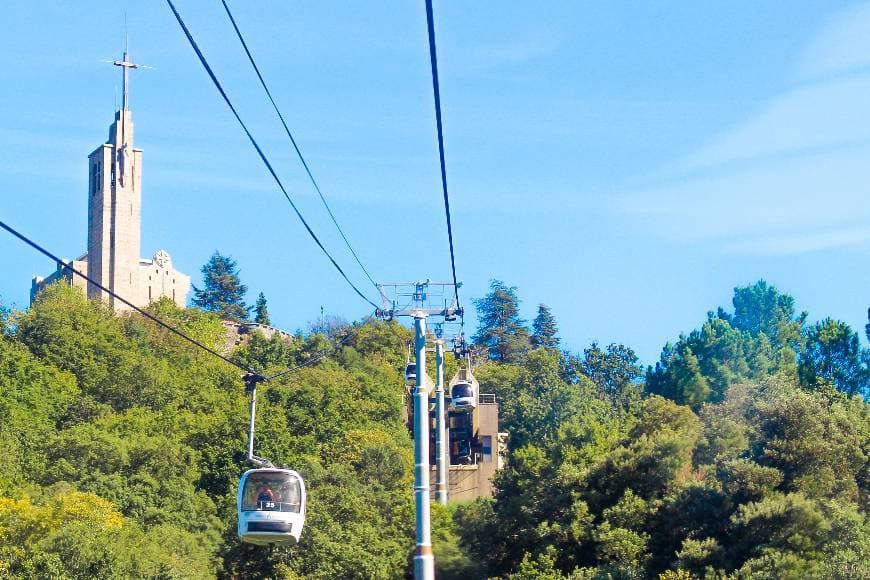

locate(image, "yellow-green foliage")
(0, 486), (215, 578)
(1, 284), (417, 578)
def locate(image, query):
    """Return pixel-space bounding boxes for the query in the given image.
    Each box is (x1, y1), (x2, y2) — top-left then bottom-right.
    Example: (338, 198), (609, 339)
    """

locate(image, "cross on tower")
(113, 50), (140, 112)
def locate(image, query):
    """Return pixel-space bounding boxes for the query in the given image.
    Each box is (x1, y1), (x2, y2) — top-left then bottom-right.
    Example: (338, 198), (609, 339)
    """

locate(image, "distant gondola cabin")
(450, 381), (476, 411)
(404, 362), (417, 386)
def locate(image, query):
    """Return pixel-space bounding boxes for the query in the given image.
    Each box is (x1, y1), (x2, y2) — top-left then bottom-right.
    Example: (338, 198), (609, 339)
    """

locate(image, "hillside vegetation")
(0, 281), (867, 579)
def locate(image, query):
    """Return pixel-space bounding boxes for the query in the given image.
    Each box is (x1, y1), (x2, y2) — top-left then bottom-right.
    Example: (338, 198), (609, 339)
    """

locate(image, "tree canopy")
(645, 281), (857, 408)
(473, 280), (531, 363)
(253, 292), (270, 326)
(457, 279), (868, 578)
(531, 304), (560, 350)
(192, 251), (250, 322)
(581, 342), (643, 401)
(799, 318), (870, 397)
(1, 278), (867, 578)
(0, 283), (416, 578)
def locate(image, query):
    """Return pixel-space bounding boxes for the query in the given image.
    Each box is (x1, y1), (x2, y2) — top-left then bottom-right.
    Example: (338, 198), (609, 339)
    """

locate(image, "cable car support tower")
(377, 281), (462, 580)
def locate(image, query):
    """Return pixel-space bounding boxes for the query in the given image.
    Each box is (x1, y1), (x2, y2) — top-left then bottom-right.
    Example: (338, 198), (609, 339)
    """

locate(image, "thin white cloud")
(797, 1), (870, 80)
(458, 36), (559, 72)
(725, 227), (870, 255)
(660, 2), (870, 175)
(614, 144), (870, 247)
(614, 4), (870, 254)
(669, 74), (870, 174)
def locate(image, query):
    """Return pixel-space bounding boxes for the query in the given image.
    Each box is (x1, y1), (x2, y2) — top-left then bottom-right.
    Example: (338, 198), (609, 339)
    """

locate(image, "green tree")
(581, 342), (642, 400)
(234, 331), (287, 373)
(7, 273), (870, 579)
(17, 283), (159, 411)
(647, 281), (805, 407)
(746, 378), (867, 500)
(253, 292), (270, 325)
(473, 280), (531, 363)
(465, 366), (870, 579)
(0, 301), (10, 335)
(729, 493), (833, 575)
(647, 342), (711, 408)
(799, 318), (870, 397)
(531, 304), (560, 350)
(0, 488), (215, 579)
(4, 282), (427, 577)
(723, 279), (805, 348)
(192, 251), (250, 322)
(0, 332), (79, 491)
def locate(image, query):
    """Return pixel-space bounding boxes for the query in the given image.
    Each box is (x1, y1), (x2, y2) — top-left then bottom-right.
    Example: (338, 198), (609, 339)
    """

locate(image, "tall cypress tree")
(531, 304), (560, 349)
(472, 279), (531, 363)
(253, 292), (270, 325)
(192, 251), (250, 322)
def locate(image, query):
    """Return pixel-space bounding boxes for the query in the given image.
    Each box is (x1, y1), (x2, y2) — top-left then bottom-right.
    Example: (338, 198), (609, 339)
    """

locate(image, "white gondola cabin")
(237, 468), (306, 545)
(450, 380), (476, 411)
(404, 362), (417, 386)
(449, 367), (478, 412)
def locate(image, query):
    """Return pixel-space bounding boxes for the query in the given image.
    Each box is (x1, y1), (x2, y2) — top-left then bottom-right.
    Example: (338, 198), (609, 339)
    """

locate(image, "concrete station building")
(443, 393), (506, 502)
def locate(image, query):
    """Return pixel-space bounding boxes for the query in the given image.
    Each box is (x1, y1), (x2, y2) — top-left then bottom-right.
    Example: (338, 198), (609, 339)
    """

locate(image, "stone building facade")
(31, 51), (189, 309)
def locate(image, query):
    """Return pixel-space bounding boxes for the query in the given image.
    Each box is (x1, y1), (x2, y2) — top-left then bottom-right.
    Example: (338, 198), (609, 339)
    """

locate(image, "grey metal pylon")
(434, 340), (449, 505)
(412, 315), (435, 580)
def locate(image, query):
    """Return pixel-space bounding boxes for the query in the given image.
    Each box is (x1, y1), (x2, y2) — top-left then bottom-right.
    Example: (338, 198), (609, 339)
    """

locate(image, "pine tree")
(472, 280), (531, 363)
(192, 251), (250, 322)
(674, 346), (711, 408)
(725, 280), (804, 349)
(253, 292), (270, 326)
(531, 304), (559, 349)
(799, 318), (870, 397)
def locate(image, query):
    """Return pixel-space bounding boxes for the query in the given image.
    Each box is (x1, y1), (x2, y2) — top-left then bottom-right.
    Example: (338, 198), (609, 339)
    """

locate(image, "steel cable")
(219, 0), (381, 296)
(165, 0), (380, 310)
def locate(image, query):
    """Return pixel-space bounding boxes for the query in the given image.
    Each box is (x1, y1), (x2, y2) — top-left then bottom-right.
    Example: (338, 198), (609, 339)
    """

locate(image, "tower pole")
(412, 314), (434, 580)
(375, 281), (462, 578)
(434, 339), (448, 505)
(243, 373), (272, 468)
(247, 384), (257, 460)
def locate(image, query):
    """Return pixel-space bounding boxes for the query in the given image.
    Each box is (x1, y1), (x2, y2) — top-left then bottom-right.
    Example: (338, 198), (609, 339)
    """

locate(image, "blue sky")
(2, 1), (869, 364)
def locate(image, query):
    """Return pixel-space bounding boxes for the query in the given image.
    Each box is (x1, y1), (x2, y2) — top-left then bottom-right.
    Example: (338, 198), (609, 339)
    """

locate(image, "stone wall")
(223, 321), (294, 353)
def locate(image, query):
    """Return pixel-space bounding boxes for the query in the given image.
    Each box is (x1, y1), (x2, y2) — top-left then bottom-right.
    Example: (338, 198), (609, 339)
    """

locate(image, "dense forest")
(0, 278), (867, 578)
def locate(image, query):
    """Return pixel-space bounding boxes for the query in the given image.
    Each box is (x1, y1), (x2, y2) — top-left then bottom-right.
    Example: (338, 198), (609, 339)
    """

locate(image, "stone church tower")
(31, 50), (190, 310)
(87, 93), (143, 308)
